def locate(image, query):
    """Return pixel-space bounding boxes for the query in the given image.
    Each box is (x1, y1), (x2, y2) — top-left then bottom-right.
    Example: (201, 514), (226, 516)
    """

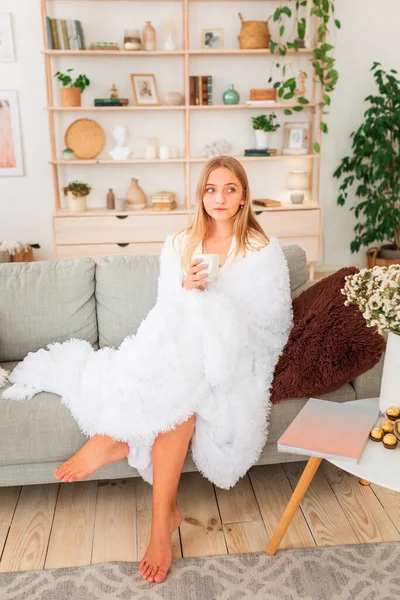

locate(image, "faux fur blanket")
(1, 235), (293, 489)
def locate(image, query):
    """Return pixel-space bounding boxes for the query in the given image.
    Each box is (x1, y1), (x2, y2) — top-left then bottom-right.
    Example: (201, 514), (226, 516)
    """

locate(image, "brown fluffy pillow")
(270, 267), (386, 404)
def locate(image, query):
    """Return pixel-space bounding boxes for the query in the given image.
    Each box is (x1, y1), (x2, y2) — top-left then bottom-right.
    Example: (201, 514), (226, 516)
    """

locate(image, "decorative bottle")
(142, 21), (156, 51)
(223, 84), (240, 105)
(106, 188), (115, 209)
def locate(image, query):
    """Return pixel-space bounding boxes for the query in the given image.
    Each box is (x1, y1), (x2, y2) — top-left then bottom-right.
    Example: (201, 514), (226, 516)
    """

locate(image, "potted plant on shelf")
(63, 181), (91, 212)
(251, 113), (280, 150)
(54, 69), (90, 107)
(334, 63), (400, 266)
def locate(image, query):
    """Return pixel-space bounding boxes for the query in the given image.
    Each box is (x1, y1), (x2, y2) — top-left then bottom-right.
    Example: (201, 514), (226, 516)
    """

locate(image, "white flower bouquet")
(341, 264), (400, 413)
(341, 265), (400, 336)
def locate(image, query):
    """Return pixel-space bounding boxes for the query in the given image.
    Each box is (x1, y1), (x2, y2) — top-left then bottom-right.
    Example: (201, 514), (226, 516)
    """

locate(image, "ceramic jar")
(223, 84), (240, 105)
(106, 188), (115, 209)
(125, 178), (147, 210)
(165, 91), (184, 106)
(68, 192), (87, 212)
(142, 21), (156, 51)
(124, 29), (141, 51)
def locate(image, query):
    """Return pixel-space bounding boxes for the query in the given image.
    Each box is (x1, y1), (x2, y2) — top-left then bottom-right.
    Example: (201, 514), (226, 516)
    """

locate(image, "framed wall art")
(202, 28), (224, 50)
(0, 90), (24, 177)
(0, 13), (15, 62)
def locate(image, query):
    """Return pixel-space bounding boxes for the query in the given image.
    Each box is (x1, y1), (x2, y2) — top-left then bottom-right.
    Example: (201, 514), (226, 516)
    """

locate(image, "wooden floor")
(1, 461), (400, 573)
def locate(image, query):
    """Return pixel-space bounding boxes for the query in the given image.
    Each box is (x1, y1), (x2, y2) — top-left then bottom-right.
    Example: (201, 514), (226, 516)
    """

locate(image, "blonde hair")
(174, 156), (270, 271)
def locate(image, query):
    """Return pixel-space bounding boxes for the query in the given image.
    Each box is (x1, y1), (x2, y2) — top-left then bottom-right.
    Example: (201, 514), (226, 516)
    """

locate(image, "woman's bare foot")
(53, 434), (129, 483)
(139, 504), (182, 584)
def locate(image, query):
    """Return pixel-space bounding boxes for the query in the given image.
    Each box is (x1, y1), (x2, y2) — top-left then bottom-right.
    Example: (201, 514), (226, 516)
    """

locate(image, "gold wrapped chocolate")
(381, 421), (394, 434)
(383, 433), (398, 449)
(369, 427), (384, 442)
(386, 406), (400, 421)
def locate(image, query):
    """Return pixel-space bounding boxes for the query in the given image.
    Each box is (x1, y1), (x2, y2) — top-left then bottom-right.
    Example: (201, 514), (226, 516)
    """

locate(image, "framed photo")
(0, 90), (24, 177)
(202, 28), (224, 50)
(282, 122), (310, 155)
(130, 74), (160, 106)
(0, 13), (15, 62)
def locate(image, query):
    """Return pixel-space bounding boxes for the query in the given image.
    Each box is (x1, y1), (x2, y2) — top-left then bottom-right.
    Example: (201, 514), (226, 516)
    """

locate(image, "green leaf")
(279, 25), (285, 36)
(323, 94), (331, 105)
(283, 109), (292, 115)
(281, 6), (292, 17)
(283, 92), (294, 100)
(293, 106), (304, 112)
(273, 8), (281, 22)
(335, 19), (341, 29)
(269, 41), (277, 53)
(320, 122), (328, 133)
(297, 22), (305, 39)
(314, 141), (320, 153)
(297, 96), (309, 104)
(273, 81), (281, 88)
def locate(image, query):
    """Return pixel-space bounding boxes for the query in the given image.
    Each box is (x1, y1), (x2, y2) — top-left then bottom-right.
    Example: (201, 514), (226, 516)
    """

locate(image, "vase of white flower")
(341, 264), (400, 414)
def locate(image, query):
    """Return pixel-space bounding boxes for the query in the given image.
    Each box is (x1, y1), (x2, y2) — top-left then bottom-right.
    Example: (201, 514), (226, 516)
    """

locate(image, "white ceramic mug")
(159, 145), (171, 160)
(195, 253), (220, 283)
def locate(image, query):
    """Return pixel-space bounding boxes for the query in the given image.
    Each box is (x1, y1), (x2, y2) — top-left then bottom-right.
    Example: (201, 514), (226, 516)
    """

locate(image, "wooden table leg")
(266, 456), (322, 556)
(359, 478), (371, 486)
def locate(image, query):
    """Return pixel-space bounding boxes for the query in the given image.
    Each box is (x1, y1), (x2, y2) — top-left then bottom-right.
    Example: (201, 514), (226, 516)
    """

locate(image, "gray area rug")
(1, 542), (399, 600)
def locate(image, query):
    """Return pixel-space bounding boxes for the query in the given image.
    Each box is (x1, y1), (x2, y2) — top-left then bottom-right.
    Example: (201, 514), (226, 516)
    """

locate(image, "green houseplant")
(64, 181), (91, 212)
(54, 68), (90, 107)
(334, 63), (400, 264)
(252, 113), (280, 150)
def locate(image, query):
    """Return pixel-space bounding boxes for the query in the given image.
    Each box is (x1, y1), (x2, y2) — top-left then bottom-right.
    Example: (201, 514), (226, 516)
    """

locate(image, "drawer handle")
(117, 242), (130, 247)
(255, 210), (263, 215)
(116, 215), (128, 219)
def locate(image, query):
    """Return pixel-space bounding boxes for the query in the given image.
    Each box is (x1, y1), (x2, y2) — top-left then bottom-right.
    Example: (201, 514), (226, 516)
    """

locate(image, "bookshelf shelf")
(42, 0), (323, 277)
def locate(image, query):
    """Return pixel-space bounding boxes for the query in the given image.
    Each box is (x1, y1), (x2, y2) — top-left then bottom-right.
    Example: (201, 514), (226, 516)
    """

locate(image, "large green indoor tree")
(334, 63), (400, 258)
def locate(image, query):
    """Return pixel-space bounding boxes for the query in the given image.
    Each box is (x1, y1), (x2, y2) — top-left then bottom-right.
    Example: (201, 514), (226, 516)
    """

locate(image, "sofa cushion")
(0, 361), (88, 466)
(0, 360), (354, 466)
(0, 259), (97, 361)
(270, 267), (386, 403)
(95, 244), (309, 349)
(96, 254), (160, 348)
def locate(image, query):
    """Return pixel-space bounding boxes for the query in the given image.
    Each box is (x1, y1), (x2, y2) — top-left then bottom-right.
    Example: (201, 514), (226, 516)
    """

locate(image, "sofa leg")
(266, 456), (322, 556)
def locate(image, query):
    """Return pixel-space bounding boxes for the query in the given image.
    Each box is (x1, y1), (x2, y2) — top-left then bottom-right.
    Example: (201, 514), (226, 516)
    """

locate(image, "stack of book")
(94, 98), (129, 107)
(244, 148), (270, 157)
(189, 76), (213, 105)
(46, 17), (84, 50)
(151, 191), (177, 211)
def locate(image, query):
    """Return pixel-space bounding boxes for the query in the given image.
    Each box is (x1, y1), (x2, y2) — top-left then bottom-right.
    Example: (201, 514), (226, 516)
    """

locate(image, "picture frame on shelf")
(0, 90), (24, 177)
(130, 73), (160, 106)
(282, 122), (310, 155)
(0, 13), (15, 62)
(202, 28), (224, 50)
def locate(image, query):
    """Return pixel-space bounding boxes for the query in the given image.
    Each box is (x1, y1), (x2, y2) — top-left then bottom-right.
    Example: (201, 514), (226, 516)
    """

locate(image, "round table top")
(329, 397), (400, 492)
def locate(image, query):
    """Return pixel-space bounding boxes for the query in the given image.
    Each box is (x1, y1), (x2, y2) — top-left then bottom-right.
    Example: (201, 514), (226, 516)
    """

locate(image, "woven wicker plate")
(64, 119), (105, 159)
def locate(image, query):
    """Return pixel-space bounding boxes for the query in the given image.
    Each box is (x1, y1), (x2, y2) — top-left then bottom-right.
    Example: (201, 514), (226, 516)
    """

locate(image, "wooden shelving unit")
(41, 0), (324, 278)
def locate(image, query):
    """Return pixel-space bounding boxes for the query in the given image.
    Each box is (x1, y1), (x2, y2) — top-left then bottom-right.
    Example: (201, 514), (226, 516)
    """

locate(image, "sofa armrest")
(350, 353), (385, 400)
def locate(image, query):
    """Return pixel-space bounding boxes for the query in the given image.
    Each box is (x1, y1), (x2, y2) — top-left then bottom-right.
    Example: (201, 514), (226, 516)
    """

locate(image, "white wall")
(1, 0), (399, 265)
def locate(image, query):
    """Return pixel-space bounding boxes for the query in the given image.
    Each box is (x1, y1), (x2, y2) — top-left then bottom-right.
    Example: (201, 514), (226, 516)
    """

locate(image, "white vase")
(378, 331), (400, 414)
(164, 32), (176, 51)
(255, 130), (269, 150)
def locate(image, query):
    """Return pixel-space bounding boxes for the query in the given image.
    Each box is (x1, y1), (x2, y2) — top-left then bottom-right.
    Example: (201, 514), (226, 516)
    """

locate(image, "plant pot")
(380, 244), (400, 260)
(68, 191), (87, 211)
(379, 331), (400, 414)
(254, 130), (269, 150)
(61, 87), (82, 107)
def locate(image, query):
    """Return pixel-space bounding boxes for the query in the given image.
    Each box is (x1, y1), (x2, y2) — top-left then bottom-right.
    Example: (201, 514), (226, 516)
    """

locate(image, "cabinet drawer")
(54, 214), (189, 245)
(279, 236), (320, 262)
(56, 242), (163, 261)
(256, 209), (320, 237)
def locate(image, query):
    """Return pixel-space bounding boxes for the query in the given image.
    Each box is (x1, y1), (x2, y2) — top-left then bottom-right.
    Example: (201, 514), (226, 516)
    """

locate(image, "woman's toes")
(142, 563), (152, 579)
(154, 569), (167, 584)
(147, 566), (158, 583)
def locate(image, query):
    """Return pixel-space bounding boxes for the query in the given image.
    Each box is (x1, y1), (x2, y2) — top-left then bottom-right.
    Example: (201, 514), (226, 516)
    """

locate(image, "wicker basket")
(367, 247), (400, 268)
(238, 12), (271, 50)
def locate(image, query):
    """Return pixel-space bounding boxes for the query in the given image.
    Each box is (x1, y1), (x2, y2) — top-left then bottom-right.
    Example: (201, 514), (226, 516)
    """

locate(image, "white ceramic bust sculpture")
(109, 125), (132, 160)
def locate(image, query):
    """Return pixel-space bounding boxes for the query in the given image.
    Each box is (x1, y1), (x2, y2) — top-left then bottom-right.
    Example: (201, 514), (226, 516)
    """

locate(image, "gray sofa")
(0, 245), (384, 487)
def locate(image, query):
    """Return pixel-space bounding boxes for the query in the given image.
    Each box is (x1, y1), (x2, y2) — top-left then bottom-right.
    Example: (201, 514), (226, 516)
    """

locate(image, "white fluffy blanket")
(2, 234), (293, 489)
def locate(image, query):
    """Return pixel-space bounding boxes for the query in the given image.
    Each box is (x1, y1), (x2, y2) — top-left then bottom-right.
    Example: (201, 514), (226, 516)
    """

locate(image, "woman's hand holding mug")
(182, 259), (209, 291)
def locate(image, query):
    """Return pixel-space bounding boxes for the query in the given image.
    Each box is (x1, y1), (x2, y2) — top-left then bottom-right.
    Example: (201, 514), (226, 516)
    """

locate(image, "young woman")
(3, 156), (293, 584)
